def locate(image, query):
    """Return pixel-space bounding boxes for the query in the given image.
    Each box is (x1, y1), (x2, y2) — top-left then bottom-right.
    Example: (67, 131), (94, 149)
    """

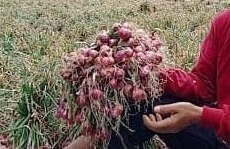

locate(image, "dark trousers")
(107, 95), (229, 149)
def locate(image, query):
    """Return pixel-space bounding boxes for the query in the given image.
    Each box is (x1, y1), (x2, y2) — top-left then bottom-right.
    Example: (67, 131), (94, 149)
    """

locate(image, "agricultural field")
(0, 0), (229, 148)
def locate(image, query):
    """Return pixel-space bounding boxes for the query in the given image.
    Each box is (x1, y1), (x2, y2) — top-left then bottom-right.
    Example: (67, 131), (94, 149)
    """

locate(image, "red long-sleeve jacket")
(162, 9), (230, 142)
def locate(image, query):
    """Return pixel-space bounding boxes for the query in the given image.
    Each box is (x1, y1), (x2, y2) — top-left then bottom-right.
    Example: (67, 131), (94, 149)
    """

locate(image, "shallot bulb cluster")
(58, 22), (165, 147)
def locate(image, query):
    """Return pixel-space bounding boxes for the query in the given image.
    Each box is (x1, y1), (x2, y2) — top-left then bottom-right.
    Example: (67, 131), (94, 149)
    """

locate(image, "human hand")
(143, 102), (203, 133)
(63, 136), (94, 149)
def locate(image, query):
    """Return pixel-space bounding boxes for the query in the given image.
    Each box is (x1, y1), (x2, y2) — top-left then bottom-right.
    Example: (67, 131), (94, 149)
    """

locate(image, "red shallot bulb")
(132, 87), (147, 101)
(118, 27), (132, 41)
(91, 89), (103, 100)
(97, 31), (110, 44)
(109, 78), (118, 89)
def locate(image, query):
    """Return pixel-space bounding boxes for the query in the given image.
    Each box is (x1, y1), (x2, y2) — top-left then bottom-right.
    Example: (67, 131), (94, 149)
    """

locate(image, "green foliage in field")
(0, 0), (229, 148)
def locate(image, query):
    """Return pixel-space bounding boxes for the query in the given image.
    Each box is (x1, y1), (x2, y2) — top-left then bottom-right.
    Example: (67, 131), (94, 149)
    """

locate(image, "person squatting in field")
(65, 9), (230, 149)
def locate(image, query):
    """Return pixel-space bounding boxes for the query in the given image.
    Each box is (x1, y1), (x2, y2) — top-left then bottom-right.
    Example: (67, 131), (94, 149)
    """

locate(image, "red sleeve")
(162, 19), (218, 103)
(200, 9), (230, 143)
(200, 105), (230, 143)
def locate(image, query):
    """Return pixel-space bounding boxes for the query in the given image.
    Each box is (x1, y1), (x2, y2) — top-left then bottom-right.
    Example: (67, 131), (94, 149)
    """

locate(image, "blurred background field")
(0, 0), (229, 148)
